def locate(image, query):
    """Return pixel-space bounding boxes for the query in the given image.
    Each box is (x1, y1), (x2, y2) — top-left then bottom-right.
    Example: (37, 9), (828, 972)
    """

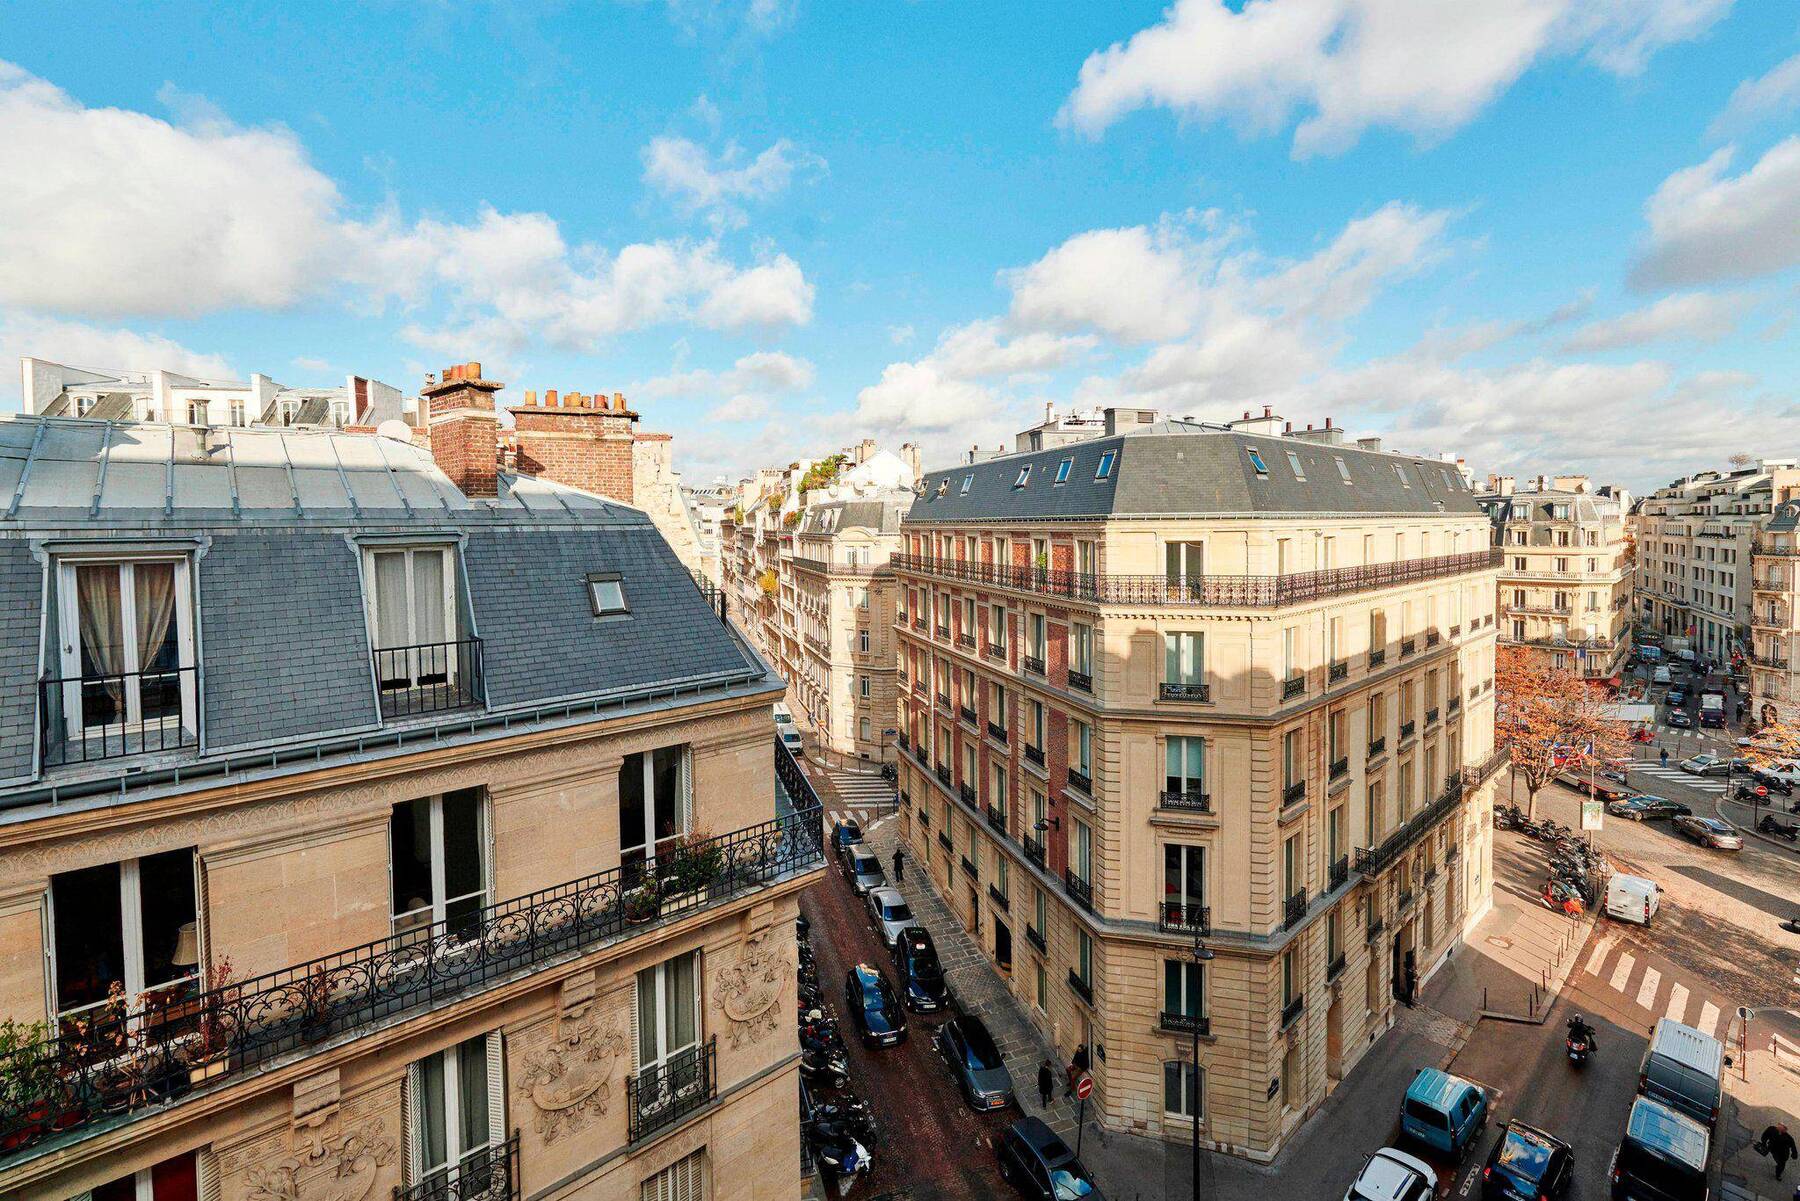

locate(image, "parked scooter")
(1758, 815), (1799, 842)
(811, 1096), (880, 1145)
(800, 1046), (851, 1091)
(806, 1119), (872, 1196)
(1542, 878), (1585, 917)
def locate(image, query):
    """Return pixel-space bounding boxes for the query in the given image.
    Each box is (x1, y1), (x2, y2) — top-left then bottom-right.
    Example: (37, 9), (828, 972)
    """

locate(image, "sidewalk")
(1719, 1047), (1800, 1201)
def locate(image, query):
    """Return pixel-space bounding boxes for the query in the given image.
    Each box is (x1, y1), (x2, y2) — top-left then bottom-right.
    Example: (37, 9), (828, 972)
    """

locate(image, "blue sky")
(2, 1), (1799, 491)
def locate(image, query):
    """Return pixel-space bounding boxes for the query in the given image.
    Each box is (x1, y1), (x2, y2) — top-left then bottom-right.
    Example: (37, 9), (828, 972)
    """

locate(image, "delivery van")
(1605, 874), (1660, 926)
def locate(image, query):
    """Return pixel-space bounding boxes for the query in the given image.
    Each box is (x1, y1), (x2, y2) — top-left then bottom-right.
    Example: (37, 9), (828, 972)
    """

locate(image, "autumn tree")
(1495, 646), (1631, 819)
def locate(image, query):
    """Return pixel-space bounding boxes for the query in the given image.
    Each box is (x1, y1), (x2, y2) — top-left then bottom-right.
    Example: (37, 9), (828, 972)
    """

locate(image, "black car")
(1483, 1121), (1573, 1201)
(893, 926), (950, 1012)
(1666, 710), (1693, 729)
(998, 1116), (1102, 1200)
(843, 962), (907, 1047)
(1612, 794), (1692, 822)
(937, 1014), (1014, 1110)
(1666, 688), (1687, 708)
(831, 818), (864, 859)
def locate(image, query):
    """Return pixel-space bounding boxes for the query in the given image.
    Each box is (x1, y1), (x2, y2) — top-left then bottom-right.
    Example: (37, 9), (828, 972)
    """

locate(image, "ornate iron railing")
(1326, 953), (1347, 983)
(394, 1130), (520, 1201)
(987, 721), (1008, 744)
(1367, 736), (1386, 759)
(1399, 720), (1416, 741)
(1159, 681), (1211, 702)
(985, 804), (1007, 833)
(1281, 995), (1305, 1028)
(1022, 654), (1046, 675)
(1025, 924), (1047, 953)
(0, 758), (820, 1162)
(1283, 890), (1308, 930)
(1368, 648), (1387, 667)
(1329, 855), (1349, 892)
(956, 633), (976, 650)
(37, 664), (199, 767)
(1281, 676), (1306, 700)
(1158, 903), (1211, 936)
(1024, 744), (1046, 767)
(1063, 869), (1094, 912)
(1067, 970), (1094, 1005)
(1159, 1011), (1210, 1036)
(988, 884), (1009, 912)
(1328, 661), (1348, 683)
(373, 637), (485, 719)
(960, 855), (979, 879)
(627, 1039), (716, 1144)
(1400, 639), (1417, 657)
(959, 781), (977, 806)
(1329, 756), (1349, 780)
(1067, 669), (1093, 693)
(1282, 780), (1307, 805)
(892, 549), (1502, 608)
(1158, 789), (1211, 813)
(1022, 835), (1046, 870)
(1068, 768), (1092, 794)
(958, 704), (977, 726)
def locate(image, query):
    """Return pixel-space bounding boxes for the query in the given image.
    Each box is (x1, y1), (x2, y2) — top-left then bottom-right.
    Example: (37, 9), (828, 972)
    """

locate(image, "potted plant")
(622, 884), (660, 924)
(0, 1018), (56, 1150)
(188, 957), (236, 1085)
(298, 966), (335, 1042)
(662, 832), (725, 899)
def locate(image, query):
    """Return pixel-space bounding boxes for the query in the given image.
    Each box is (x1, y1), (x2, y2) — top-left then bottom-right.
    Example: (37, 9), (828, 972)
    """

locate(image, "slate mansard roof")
(906, 425), (1482, 524)
(0, 415), (774, 797)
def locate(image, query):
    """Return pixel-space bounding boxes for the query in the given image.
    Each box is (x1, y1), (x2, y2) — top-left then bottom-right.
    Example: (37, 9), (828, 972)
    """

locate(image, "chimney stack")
(421, 361), (503, 497)
(507, 385), (641, 503)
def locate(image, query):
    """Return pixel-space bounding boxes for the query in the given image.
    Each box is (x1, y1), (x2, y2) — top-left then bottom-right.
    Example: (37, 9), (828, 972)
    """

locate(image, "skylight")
(1055, 458), (1074, 484)
(1246, 447), (1269, 476)
(586, 572), (628, 616)
(1013, 465), (1032, 489)
(1335, 457), (1352, 484)
(1394, 464), (1411, 488)
(1286, 451), (1305, 481)
(1095, 450), (1117, 480)
(960, 474), (974, 494)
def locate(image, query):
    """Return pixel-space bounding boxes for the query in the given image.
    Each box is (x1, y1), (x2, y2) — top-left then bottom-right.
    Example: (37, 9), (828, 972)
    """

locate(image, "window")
(1070, 623), (1094, 675)
(54, 557), (197, 748)
(390, 789), (489, 941)
(50, 850), (198, 1035)
(1283, 833), (1301, 899)
(1286, 451), (1306, 481)
(1163, 844), (1204, 919)
(1013, 465), (1032, 489)
(1366, 781), (1384, 841)
(89, 1154), (199, 1201)
(859, 629), (871, 653)
(1328, 805), (1345, 865)
(1095, 450), (1117, 480)
(1369, 608), (1386, 655)
(1034, 885), (1048, 934)
(1328, 708), (1345, 763)
(185, 400), (206, 426)
(1326, 908), (1341, 962)
(1283, 728), (1303, 790)
(1335, 456), (1353, 484)
(859, 675), (871, 699)
(1163, 1061), (1202, 1121)
(1394, 464), (1411, 488)
(1165, 541), (1204, 586)
(1055, 458), (1074, 484)
(621, 746), (688, 884)
(1247, 447), (1269, 475)
(1282, 947), (1299, 1007)
(860, 717), (871, 741)
(1030, 788), (1047, 838)
(1166, 736), (1205, 795)
(1075, 928), (1093, 987)
(642, 1150), (705, 1201)
(990, 603), (1007, 649)
(1072, 819), (1093, 881)
(407, 1033), (504, 1197)
(1028, 613), (1047, 660)
(1035, 961), (1047, 1010)
(1028, 699), (1046, 751)
(1164, 631), (1204, 684)
(1076, 540), (1096, 576)
(1072, 719), (1092, 778)
(367, 546), (459, 690)
(960, 474), (974, 495)
(1164, 958), (1204, 1022)
(637, 950), (701, 1076)
(228, 398), (247, 426)
(990, 762), (1007, 817)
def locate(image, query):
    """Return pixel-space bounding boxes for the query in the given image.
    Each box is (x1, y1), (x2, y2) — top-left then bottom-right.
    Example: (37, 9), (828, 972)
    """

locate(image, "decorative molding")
(240, 1119), (397, 1201)
(515, 1010), (629, 1144)
(714, 927), (787, 1049)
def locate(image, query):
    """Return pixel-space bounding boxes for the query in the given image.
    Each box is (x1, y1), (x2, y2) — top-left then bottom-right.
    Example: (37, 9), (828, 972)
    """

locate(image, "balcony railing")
(1159, 1011), (1211, 1036)
(960, 855), (979, 879)
(1329, 756), (1349, 780)
(985, 804), (1007, 833)
(1352, 749), (1506, 880)
(983, 642), (1005, 661)
(1400, 639), (1417, 657)
(1447, 695), (1462, 714)
(1282, 780), (1307, 806)
(1068, 767), (1092, 794)
(1159, 903), (1211, 936)
(1366, 916), (1386, 944)
(1329, 855), (1349, 892)
(1022, 654), (1046, 675)
(1022, 835), (1047, 870)
(627, 1039), (717, 1144)
(936, 624), (951, 639)
(1159, 681), (1212, 702)
(395, 1130), (520, 1201)
(897, 731), (910, 751)
(1399, 719), (1416, 741)
(987, 883), (1009, 911)
(373, 637), (485, 718)
(1367, 736), (1386, 759)
(1368, 648), (1387, 667)
(1425, 630), (1441, 647)
(1281, 995), (1305, 1029)
(1281, 676), (1306, 700)
(936, 763), (953, 787)
(1326, 953), (1347, 983)
(37, 664), (200, 767)
(959, 781), (977, 806)
(1025, 924), (1047, 953)
(987, 721), (1008, 744)
(938, 831), (953, 852)
(0, 761), (820, 1162)
(959, 704), (978, 726)
(1158, 788), (1211, 813)
(892, 548), (1502, 608)
(1064, 869), (1094, 912)
(1328, 660), (1348, 683)
(1025, 744), (1046, 767)
(957, 633), (976, 650)
(1067, 970), (1094, 1005)
(1067, 669), (1093, 693)
(1425, 707), (1439, 726)
(1283, 889), (1308, 929)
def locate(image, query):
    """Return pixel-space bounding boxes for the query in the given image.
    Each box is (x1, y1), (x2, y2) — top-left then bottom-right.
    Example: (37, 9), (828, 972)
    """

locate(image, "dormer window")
(1246, 447), (1269, 476)
(1095, 450), (1117, 480)
(1055, 458), (1074, 485)
(365, 546), (479, 716)
(48, 556), (198, 766)
(587, 572), (628, 617)
(1013, 465), (1032, 489)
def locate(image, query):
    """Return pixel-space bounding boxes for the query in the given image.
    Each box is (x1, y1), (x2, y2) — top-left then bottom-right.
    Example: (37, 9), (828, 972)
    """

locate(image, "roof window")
(1394, 464), (1411, 488)
(1246, 447), (1269, 477)
(586, 572), (629, 617)
(1095, 450), (1117, 480)
(936, 480), (949, 498)
(1286, 451), (1306, 482)
(960, 474), (974, 495)
(1055, 458), (1074, 485)
(1013, 465), (1032, 489)
(1335, 457), (1353, 484)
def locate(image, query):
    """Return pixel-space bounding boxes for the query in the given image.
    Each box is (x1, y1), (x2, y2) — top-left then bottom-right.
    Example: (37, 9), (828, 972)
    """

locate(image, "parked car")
(1678, 753), (1728, 776)
(864, 886), (915, 946)
(842, 847), (886, 895)
(997, 1117), (1102, 1201)
(1671, 815), (1743, 850)
(1399, 1068), (1489, 1159)
(1611, 1096), (1710, 1201)
(843, 962), (907, 1047)
(831, 818), (864, 856)
(1666, 688), (1687, 708)
(1666, 710), (1692, 729)
(1606, 795), (1691, 822)
(936, 1014), (1014, 1111)
(1638, 1019), (1724, 1128)
(1604, 874), (1660, 925)
(780, 726), (805, 756)
(1345, 1148), (1438, 1201)
(1482, 1121), (1574, 1201)
(892, 926), (949, 1012)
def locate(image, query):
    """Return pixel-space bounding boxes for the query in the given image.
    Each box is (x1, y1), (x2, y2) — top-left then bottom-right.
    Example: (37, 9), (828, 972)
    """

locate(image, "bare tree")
(1496, 647), (1630, 819)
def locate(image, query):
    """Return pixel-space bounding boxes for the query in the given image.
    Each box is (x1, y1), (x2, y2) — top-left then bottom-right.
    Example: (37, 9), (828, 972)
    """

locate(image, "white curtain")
(75, 565), (124, 677)
(134, 562), (178, 670)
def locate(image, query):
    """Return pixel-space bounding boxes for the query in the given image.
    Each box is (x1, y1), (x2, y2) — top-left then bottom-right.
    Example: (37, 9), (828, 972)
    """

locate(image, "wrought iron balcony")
(38, 663), (200, 767)
(1024, 744), (1046, 767)
(1397, 888), (1416, 911)
(1368, 648), (1387, 667)
(1159, 1011), (1211, 1036)
(938, 831), (953, 852)
(959, 703), (978, 726)
(1353, 748), (1506, 878)
(983, 642), (1005, 661)
(1159, 681), (1212, 702)
(1067, 970), (1094, 1005)
(1425, 630), (1441, 647)
(1282, 779), (1307, 805)
(1447, 695), (1461, 714)
(1328, 660), (1348, 683)
(1329, 756), (1349, 780)
(1450, 624), (1461, 637)
(1025, 924), (1047, 953)
(957, 633), (976, 650)
(988, 721), (1008, 744)
(1425, 707), (1439, 726)
(1329, 855), (1349, 892)
(395, 1130), (520, 1201)
(1022, 835), (1046, 870)
(959, 781), (977, 806)
(1158, 788), (1211, 813)
(1327, 953), (1347, 982)
(960, 855), (979, 879)
(919, 807), (930, 828)
(1400, 638), (1417, 657)
(1366, 916), (1386, 943)
(1023, 654), (1046, 675)
(936, 623), (951, 638)
(0, 760), (819, 1163)
(1063, 869), (1094, 912)
(1281, 675), (1306, 700)
(1367, 736), (1387, 758)
(985, 804), (1007, 833)
(935, 693), (952, 712)
(628, 1039), (717, 1144)
(987, 884), (1010, 911)
(1283, 889), (1308, 930)
(935, 762), (952, 787)
(897, 731), (910, 751)
(373, 637), (485, 719)
(1158, 903), (1211, 936)
(1067, 668), (1093, 693)
(1399, 719), (1416, 741)
(1068, 767), (1093, 794)
(1281, 995), (1305, 1029)
(1424, 866), (1440, 886)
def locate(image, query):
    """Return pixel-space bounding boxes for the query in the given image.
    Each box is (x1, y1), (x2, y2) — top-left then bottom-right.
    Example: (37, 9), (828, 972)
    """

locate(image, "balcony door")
(49, 850), (198, 1043)
(635, 952), (702, 1115)
(55, 558), (196, 747)
(365, 546), (457, 693)
(621, 746), (689, 884)
(390, 789), (490, 944)
(406, 1033), (505, 1198)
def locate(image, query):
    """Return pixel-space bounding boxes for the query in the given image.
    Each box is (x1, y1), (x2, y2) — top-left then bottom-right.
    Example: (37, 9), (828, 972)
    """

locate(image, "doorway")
(995, 920), (1012, 972)
(1325, 993), (1343, 1081)
(968, 884), (981, 937)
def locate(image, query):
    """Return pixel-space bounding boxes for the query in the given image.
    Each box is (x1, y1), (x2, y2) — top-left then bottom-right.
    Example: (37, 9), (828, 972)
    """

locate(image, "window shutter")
(197, 1149), (222, 1201)
(403, 1061), (424, 1187)
(485, 1032), (507, 1147)
(629, 979), (642, 1073)
(680, 749), (693, 834)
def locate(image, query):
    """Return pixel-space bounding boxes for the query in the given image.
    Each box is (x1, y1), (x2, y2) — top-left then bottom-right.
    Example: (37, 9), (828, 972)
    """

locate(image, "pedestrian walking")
(1761, 1123), (1798, 1181)
(1660, 747), (1670, 768)
(1065, 1044), (1090, 1096)
(892, 848), (905, 883)
(1403, 964), (1418, 1008)
(1037, 1060), (1055, 1109)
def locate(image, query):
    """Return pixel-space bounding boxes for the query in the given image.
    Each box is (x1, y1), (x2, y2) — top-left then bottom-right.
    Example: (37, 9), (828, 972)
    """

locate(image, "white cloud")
(1710, 53), (1800, 136)
(291, 356), (332, 373)
(642, 135), (824, 228)
(1061, 0), (1731, 156)
(1558, 290), (1755, 351)
(1004, 220), (1216, 343)
(930, 319), (1097, 379)
(640, 349), (816, 399)
(1254, 202), (1452, 320)
(695, 254), (814, 329)
(0, 312), (231, 403)
(1631, 138), (1800, 288)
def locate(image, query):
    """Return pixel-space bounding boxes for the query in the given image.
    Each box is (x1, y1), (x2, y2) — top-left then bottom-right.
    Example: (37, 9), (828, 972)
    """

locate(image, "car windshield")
(1496, 1132), (1551, 1181)
(961, 1023), (1003, 1069)
(882, 899), (912, 920)
(1049, 1167), (1095, 1199)
(852, 854), (879, 873)
(910, 948), (942, 976)
(1699, 820), (1731, 833)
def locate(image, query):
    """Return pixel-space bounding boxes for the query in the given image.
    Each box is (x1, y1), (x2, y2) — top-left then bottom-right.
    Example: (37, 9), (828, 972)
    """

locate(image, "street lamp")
(1188, 934), (1214, 1201)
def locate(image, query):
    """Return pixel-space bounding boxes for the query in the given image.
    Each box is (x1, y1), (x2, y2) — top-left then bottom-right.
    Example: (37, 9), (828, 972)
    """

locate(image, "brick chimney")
(508, 389), (640, 503)
(422, 362), (503, 497)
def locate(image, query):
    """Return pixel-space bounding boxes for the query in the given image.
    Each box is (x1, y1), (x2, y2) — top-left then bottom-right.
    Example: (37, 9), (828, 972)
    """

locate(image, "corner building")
(0, 414), (821, 1201)
(891, 415), (1504, 1160)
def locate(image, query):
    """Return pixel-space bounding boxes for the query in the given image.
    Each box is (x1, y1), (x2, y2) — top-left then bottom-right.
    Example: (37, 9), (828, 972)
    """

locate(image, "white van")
(773, 703), (795, 726)
(1605, 874), (1660, 925)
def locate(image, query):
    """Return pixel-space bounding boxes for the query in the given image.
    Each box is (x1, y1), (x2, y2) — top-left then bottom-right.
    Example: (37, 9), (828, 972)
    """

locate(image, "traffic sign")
(1075, 1075), (1094, 1100)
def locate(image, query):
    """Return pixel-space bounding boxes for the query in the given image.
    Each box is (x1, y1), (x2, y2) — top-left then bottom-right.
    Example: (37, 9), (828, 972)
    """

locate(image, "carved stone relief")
(514, 1011), (630, 1144)
(238, 1119), (397, 1201)
(713, 927), (787, 1049)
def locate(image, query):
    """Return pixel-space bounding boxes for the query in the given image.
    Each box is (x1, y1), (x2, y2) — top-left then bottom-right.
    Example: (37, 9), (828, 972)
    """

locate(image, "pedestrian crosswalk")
(1584, 941), (1732, 1038)
(1630, 764), (1727, 793)
(826, 768), (897, 812)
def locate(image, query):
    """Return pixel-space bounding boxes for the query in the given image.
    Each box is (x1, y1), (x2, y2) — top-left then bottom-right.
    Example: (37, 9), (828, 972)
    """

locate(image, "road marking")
(1666, 983), (1690, 1024)
(1635, 968), (1662, 1010)
(1697, 1001), (1721, 1037)
(1609, 953), (1635, 993)
(1586, 936), (1614, 976)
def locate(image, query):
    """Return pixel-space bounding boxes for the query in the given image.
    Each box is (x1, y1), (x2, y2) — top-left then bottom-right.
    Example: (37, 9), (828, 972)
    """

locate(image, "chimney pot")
(1284, 421), (1293, 433)
(545, 389), (558, 407)
(1325, 417), (1332, 429)
(524, 390), (536, 406)
(614, 392), (626, 409)
(1243, 411), (1251, 420)
(467, 362), (481, 379)
(1263, 405), (1272, 419)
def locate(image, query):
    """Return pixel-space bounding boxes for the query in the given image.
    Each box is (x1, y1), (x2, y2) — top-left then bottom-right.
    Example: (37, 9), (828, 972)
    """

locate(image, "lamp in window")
(171, 921), (199, 970)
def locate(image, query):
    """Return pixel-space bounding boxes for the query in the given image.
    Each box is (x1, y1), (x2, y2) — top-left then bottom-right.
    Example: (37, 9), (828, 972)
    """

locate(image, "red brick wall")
(510, 406), (637, 502)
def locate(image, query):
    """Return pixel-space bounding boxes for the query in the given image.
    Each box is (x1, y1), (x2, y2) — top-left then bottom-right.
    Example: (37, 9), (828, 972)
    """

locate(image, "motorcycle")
(1566, 1032), (1593, 1068)
(806, 1119), (872, 1196)
(800, 1046), (851, 1091)
(1758, 815), (1799, 842)
(811, 1097), (880, 1145)
(1542, 878), (1585, 917)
